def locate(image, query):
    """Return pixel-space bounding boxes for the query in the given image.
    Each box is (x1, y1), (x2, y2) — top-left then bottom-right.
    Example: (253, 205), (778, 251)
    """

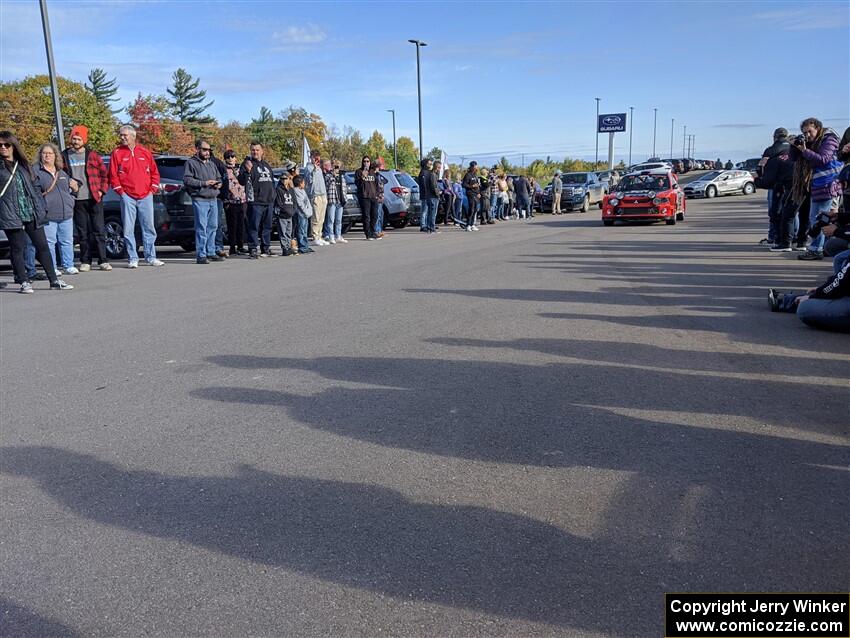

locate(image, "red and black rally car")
(601, 168), (685, 226)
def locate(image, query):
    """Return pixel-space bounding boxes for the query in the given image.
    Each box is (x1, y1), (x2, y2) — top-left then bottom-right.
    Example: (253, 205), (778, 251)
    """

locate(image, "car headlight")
(609, 198), (619, 206)
(652, 196), (669, 205)
(574, 187), (584, 195)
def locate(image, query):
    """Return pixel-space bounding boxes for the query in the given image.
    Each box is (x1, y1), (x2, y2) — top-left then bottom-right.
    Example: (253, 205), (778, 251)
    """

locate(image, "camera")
(794, 134), (806, 146)
(807, 212), (833, 238)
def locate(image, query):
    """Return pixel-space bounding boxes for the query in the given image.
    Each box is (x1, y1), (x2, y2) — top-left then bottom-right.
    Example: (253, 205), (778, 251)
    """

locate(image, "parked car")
(394, 171), (421, 226)
(595, 170), (621, 190)
(0, 229), (8, 259)
(101, 155), (194, 259)
(602, 168), (685, 226)
(628, 161), (673, 173)
(682, 170), (756, 199)
(541, 172), (606, 213)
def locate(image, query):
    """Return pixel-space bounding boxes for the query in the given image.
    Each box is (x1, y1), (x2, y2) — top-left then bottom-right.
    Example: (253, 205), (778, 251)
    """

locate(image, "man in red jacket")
(108, 124), (164, 267)
(62, 124), (111, 271)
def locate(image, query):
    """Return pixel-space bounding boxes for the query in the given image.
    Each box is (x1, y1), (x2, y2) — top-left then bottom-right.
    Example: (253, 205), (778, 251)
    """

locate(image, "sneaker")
(207, 254), (222, 262)
(249, 249), (259, 259)
(147, 259), (165, 267)
(258, 252), (267, 258)
(337, 237), (348, 244)
(196, 257), (209, 264)
(314, 238), (327, 246)
(263, 251), (278, 257)
(368, 237), (376, 241)
(128, 261), (139, 269)
(376, 235), (383, 240)
(798, 251), (823, 261)
(328, 237), (336, 244)
(79, 263), (91, 272)
(471, 225), (479, 231)
(50, 279), (74, 290)
(768, 289), (780, 312)
(216, 251), (228, 259)
(64, 266), (79, 275)
(791, 244), (808, 252)
(301, 247), (315, 253)
(100, 263), (112, 271)
(19, 281), (34, 294)
(758, 238), (770, 246)
(769, 245), (792, 252)
(466, 226), (473, 232)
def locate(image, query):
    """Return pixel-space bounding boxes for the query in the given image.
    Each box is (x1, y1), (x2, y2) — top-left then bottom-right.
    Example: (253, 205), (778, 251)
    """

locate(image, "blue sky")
(2, 0), (848, 165)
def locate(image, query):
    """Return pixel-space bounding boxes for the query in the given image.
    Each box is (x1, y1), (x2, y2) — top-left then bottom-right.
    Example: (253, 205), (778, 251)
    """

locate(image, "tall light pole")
(40, 0), (65, 150)
(652, 107), (658, 159)
(628, 106), (634, 167)
(387, 109), (397, 169)
(408, 39), (427, 162)
(682, 125), (687, 158)
(670, 118), (674, 164)
(594, 97), (601, 168)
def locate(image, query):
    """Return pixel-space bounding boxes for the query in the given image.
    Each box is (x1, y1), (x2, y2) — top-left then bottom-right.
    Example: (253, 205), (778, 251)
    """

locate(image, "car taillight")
(160, 184), (181, 193)
(391, 187), (404, 195)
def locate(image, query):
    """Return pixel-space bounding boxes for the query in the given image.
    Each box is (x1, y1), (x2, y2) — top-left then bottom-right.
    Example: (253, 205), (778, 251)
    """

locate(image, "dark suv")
(101, 155), (195, 258)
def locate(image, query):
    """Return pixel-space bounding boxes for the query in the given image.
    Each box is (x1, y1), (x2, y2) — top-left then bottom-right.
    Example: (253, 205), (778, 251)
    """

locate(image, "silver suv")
(683, 170), (756, 199)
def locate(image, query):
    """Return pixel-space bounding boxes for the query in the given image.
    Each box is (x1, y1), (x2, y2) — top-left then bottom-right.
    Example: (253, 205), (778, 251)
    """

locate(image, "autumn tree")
(167, 68), (214, 123)
(363, 130), (388, 164)
(0, 75), (117, 156)
(126, 93), (169, 152)
(86, 68), (120, 114)
(394, 136), (419, 173)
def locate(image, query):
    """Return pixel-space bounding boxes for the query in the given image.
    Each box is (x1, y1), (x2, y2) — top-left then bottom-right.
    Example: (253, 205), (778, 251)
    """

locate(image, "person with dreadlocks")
(787, 117), (843, 261)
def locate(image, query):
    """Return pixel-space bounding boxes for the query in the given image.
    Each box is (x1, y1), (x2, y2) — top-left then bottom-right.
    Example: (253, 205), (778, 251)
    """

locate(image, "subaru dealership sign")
(598, 113), (627, 133)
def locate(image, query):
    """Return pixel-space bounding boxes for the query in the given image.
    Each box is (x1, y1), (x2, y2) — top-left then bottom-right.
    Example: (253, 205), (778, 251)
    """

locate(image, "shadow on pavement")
(0, 597), (80, 638)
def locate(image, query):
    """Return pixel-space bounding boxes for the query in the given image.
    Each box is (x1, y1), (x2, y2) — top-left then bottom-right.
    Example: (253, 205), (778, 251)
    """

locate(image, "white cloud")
(273, 24), (326, 45)
(753, 7), (850, 30)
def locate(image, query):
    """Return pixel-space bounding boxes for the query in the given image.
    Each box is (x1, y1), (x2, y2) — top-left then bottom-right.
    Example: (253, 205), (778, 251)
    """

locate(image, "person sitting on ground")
(768, 260), (850, 332)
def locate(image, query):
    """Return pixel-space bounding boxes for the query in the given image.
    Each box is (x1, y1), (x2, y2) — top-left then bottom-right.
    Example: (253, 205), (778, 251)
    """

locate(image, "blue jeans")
(294, 211), (309, 251)
(26, 218), (74, 273)
(453, 196), (463, 223)
(797, 297), (850, 332)
(324, 202), (343, 239)
(833, 248), (850, 274)
(192, 198), (218, 257)
(120, 193), (156, 263)
(807, 198), (832, 253)
(375, 204), (384, 233)
(489, 193), (498, 220)
(421, 197), (438, 231)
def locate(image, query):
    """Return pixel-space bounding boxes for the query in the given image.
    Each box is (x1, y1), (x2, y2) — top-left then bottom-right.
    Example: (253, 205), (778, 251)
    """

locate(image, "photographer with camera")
(787, 118), (843, 261)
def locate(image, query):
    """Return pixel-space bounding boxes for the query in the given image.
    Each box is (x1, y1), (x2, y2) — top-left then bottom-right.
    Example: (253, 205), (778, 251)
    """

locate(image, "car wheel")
(340, 222), (352, 235)
(742, 182), (755, 195)
(676, 212), (685, 221)
(104, 217), (127, 260)
(580, 195), (590, 212)
(705, 185), (717, 198)
(603, 219), (614, 227)
(389, 218), (409, 229)
(666, 217), (676, 225)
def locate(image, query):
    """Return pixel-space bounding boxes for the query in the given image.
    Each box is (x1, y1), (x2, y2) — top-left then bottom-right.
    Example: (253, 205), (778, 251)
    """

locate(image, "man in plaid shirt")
(323, 160), (348, 244)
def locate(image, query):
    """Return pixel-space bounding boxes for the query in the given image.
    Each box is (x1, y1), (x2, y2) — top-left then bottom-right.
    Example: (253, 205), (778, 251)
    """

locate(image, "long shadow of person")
(2, 445), (704, 636)
(0, 597), (80, 637)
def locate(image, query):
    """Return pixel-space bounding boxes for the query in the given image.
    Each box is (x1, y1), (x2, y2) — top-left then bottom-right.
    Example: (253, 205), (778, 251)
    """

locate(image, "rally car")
(601, 168), (685, 226)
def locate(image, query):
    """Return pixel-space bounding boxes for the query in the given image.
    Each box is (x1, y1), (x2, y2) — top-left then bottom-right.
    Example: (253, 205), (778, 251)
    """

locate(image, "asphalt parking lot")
(1, 188), (848, 637)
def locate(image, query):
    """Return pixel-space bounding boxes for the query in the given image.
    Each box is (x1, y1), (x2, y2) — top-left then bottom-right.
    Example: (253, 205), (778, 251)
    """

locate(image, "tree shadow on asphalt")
(0, 597), (80, 637)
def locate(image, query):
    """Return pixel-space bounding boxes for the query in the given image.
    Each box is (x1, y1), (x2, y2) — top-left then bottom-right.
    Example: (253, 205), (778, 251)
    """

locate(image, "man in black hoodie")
(768, 259), (850, 332)
(757, 128), (791, 246)
(417, 158), (439, 234)
(461, 162), (481, 231)
(238, 142), (276, 259)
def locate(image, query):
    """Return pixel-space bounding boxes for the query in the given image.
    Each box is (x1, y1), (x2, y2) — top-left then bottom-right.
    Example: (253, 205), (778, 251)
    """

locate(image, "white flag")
(439, 150), (447, 178)
(302, 136), (311, 168)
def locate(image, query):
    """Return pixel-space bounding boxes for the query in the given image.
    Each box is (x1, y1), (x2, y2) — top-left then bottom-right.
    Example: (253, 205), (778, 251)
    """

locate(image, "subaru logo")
(602, 115), (622, 126)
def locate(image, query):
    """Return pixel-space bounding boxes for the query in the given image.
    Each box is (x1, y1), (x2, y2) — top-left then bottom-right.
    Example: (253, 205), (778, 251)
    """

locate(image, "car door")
(588, 174), (602, 202)
(718, 172), (733, 194)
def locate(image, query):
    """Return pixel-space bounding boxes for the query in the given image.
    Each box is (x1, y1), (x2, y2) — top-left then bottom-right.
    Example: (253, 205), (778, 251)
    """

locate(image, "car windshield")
(562, 173), (587, 184)
(618, 174), (670, 191)
(700, 171), (722, 181)
(395, 172), (418, 189)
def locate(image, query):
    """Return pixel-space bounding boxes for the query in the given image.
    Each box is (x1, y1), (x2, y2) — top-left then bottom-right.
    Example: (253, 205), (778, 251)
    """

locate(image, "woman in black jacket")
(354, 156), (381, 240)
(0, 131), (72, 293)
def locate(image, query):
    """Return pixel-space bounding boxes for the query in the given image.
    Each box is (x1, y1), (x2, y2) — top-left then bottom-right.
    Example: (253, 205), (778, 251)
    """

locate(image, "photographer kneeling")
(768, 259), (850, 332)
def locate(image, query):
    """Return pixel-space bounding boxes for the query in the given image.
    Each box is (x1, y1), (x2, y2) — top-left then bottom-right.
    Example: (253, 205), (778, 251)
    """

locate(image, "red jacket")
(108, 144), (160, 200)
(61, 148), (109, 203)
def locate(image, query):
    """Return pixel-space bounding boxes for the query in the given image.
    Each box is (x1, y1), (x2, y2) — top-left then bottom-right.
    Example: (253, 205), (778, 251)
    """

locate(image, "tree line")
(0, 68), (620, 180)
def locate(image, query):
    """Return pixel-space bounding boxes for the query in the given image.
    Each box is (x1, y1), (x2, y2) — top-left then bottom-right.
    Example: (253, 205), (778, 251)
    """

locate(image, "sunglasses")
(200, 147), (211, 152)
(0, 142), (12, 148)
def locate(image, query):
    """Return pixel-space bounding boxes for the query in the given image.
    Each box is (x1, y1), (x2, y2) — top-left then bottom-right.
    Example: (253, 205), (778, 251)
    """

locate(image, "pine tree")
(166, 68), (214, 123)
(86, 68), (120, 113)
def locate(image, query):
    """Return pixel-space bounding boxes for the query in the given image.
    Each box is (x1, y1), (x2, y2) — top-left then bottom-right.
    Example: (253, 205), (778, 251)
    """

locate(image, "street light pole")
(652, 107), (658, 158)
(670, 118), (674, 164)
(628, 106), (634, 167)
(682, 125), (687, 158)
(408, 39), (427, 162)
(39, 0), (65, 150)
(387, 109), (397, 169)
(594, 97), (601, 168)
